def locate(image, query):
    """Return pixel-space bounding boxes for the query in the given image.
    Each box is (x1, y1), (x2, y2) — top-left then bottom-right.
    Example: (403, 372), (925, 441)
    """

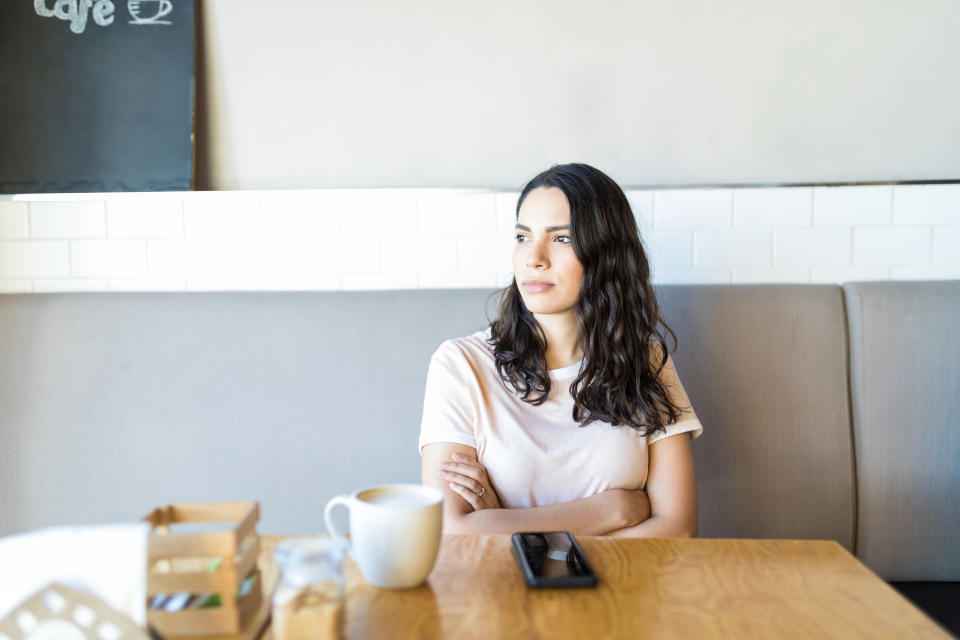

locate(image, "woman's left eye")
(554, 235), (571, 244)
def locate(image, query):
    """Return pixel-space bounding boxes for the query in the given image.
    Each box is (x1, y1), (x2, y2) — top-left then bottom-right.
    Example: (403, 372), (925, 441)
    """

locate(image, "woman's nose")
(525, 243), (548, 269)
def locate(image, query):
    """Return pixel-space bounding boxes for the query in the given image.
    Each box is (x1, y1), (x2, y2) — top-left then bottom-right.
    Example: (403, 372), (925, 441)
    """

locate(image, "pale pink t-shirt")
(418, 330), (703, 509)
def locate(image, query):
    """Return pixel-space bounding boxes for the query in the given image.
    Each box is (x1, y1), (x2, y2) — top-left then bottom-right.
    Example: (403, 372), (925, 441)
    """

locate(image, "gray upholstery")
(844, 281), (960, 581)
(658, 285), (856, 551)
(0, 291), (494, 535)
(0, 284), (956, 586)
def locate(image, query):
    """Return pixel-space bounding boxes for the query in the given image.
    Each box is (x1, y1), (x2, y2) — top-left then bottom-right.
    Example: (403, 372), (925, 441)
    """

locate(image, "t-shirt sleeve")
(418, 340), (479, 454)
(646, 354), (704, 446)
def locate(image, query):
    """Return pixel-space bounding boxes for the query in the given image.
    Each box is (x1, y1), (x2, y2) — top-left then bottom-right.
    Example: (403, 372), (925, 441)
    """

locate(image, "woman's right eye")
(515, 233), (528, 243)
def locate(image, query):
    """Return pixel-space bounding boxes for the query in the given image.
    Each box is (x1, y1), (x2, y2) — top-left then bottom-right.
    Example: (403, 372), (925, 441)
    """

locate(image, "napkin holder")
(144, 502), (268, 640)
(0, 582), (149, 640)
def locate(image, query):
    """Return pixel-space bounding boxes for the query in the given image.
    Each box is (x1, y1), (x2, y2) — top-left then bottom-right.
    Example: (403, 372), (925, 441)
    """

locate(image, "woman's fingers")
(447, 481), (479, 509)
(440, 453), (497, 511)
(438, 461), (481, 481)
(437, 469), (483, 494)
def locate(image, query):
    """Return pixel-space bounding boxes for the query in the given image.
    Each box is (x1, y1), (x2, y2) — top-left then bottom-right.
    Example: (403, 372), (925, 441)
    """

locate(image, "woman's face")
(513, 187), (584, 316)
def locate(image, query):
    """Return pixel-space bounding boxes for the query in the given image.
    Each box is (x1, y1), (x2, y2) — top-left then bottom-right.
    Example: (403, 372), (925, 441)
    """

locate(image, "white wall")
(2, 184), (959, 293)
(6, 3), (958, 291)
(199, 0), (960, 189)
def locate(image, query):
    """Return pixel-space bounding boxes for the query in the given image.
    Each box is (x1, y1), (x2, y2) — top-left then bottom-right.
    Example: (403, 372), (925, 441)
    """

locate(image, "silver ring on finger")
(476, 486), (485, 498)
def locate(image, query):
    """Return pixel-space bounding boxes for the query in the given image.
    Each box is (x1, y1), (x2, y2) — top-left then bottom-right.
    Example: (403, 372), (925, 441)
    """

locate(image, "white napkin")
(0, 522), (149, 627)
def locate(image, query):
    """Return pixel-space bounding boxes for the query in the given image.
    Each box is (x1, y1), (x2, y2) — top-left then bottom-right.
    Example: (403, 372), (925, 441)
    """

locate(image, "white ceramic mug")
(324, 484), (443, 589)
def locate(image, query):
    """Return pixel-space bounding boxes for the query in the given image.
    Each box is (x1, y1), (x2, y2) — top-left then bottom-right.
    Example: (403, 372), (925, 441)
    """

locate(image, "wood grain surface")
(260, 535), (950, 639)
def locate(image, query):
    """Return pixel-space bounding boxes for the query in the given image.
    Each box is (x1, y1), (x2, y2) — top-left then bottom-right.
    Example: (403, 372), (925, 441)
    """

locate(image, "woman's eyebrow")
(514, 223), (570, 232)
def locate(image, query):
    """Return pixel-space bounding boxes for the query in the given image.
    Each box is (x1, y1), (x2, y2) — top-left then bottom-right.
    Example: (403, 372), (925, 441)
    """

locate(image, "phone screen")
(512, 531), (597, 587)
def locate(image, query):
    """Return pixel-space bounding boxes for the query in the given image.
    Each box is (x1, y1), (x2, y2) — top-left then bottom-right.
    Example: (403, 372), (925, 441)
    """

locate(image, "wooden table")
(258, 535), (950, 639)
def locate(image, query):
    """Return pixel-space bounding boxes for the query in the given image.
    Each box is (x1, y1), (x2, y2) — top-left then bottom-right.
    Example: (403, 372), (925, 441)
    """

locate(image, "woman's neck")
(534, 310), (583, 370)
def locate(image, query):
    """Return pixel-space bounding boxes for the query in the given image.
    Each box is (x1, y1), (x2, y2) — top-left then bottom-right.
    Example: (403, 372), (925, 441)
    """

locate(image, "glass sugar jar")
(272, 537), (346, 640)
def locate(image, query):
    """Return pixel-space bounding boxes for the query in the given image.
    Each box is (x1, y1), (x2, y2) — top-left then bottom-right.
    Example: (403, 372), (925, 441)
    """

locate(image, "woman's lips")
(522, 281), (554, 293)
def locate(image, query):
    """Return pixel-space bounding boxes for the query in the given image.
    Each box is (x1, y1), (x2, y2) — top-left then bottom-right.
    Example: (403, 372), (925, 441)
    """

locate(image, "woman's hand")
(438, 452), (502, 511)
(613, 487), (651, 528)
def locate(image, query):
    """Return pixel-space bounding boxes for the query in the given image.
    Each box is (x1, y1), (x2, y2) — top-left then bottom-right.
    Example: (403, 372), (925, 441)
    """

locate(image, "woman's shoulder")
(431, 329), (493, 368)
(432, 328), (494, 364)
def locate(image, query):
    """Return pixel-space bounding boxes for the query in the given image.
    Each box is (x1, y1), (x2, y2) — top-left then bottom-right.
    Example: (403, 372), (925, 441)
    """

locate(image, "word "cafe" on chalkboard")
(34, 0), (173, 34)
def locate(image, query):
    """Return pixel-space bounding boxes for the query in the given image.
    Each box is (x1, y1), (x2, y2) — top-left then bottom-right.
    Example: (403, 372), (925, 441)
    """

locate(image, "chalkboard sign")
(0, 0), (195, 193)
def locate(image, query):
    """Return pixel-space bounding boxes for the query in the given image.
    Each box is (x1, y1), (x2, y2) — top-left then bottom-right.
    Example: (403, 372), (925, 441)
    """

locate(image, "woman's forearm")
(444, 490), (629, 536)
(606, 514), (696, 538)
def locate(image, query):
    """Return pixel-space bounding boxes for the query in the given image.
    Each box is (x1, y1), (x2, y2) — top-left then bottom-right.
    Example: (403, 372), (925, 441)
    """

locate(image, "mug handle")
(324, 495), (353, 551)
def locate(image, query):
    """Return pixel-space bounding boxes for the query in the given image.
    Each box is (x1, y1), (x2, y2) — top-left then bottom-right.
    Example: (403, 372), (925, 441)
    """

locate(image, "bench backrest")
(660, 285), (855, 551)
(843, 281), (960, 581)
(2, 284), (955, 581)
(0, 290), (491, 535)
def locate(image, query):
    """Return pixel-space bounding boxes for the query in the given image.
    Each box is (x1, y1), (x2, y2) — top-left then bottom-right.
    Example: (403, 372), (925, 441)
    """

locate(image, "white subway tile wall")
(732, 268), (812, 284)
(302, 236), (379, 274)
(339, 191), (417, 235)
(0, 202), (29, 238)
(0, 184), (957, 292)
(652, 268), (732, 284)
(148, 238), (225, 276)
(224, 237), (302, 276)
(70, 239), (146, 277)
(380, 235), (458, 273)
(107, 199), (184, 238)
(853, 227), (930, 266)
(263, 276), (341, 291)
(419, 273), (500, 289)
(645, 231), (693, 270)
(775, 228), (851, 267)
(340, 274), (419, 290)
(260, 191), (339, 236)
(458, 234), (513, 273)
(494, 193), (520, 233)
(185, 194), (261, 237)
(418, 193), (496, 234)
(695, 229), (772, 268)
(655, 189), (734, 229)
(891, 264), (960, 280)
(0, 279), (33, 293)
(109, 278), (187, 292)
(811, 266), (890, 284)
(735, 187), (812, 228)
(933, 226), (960, 263)
(813, 186), (893, 226)
(187, 277), (265, 291)
(0, 241), (70, 278)
(31, 201), (106, 238)
(893, 184), (960, 225)
(625, 190), (655, 233)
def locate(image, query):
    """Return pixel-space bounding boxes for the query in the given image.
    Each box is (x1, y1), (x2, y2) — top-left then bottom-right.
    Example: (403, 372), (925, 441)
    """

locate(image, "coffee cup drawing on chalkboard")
(128, 0), (172, 25)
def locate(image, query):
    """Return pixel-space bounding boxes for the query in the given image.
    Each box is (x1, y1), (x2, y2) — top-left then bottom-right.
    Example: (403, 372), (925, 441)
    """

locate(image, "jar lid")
(275, 537), (346, 576)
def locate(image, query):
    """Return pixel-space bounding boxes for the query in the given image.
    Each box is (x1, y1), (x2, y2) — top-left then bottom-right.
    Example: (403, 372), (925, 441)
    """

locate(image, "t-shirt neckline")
(549, 360), (583, 379)
(482, 328), (583, 380)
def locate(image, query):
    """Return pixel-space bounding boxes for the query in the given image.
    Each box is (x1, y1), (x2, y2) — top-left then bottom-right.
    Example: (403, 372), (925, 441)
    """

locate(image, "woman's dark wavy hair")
(489, 163), (684, 435)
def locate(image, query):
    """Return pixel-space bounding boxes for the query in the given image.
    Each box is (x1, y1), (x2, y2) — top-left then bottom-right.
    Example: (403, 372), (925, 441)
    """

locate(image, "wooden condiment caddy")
(144, 502), (269, 640)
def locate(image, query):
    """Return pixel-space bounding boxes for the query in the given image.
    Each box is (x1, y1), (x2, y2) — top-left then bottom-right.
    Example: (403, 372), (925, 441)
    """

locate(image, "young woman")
(419, 163), (702, 537)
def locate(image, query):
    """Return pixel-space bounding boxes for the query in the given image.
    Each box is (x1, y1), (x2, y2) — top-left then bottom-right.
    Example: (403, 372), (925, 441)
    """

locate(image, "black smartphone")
(511, 531), (598, 588)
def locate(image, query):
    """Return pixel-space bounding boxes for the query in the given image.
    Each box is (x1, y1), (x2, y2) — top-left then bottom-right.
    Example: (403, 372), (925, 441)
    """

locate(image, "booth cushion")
(0, 290), (493, 535)
(844, 281), (960, 581)
(659, 285), (856, 551)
